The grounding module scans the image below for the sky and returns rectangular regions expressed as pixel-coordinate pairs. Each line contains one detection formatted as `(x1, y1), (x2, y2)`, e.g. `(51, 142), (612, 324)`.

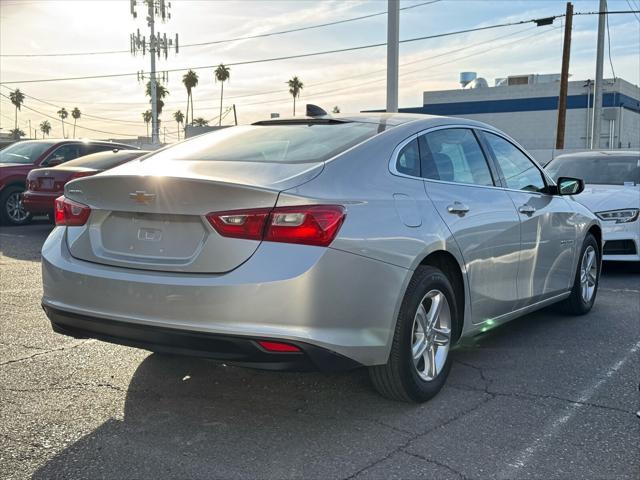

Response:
(0, 0), (639, 142)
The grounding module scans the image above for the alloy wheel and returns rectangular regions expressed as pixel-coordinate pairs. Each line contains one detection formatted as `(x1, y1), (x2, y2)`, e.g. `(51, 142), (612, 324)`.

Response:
(5, 191), (29, 223)
(411, 289), (452, 381)
(580, 245), (597, 303)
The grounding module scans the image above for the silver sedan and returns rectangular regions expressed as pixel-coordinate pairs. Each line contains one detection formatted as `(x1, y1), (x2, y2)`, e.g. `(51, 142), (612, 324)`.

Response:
(41, 113), (601, 402)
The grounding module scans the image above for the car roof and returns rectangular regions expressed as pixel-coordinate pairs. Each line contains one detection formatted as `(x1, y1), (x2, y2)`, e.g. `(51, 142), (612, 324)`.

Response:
(255, 112), (444, 127)
(552, 150), (640, 160)
(56, 149), (150, 169)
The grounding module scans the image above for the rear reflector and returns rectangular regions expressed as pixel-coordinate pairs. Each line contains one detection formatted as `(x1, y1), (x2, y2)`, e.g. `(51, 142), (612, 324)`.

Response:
(54, 196), (91, 227)
(257, 341), (301, 352)
(207, 205), (345, 247)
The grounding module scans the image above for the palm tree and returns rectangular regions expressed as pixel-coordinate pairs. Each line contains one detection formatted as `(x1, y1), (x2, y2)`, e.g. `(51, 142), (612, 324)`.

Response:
(145, 81), (169, 115)
(9, 128), (25, 140)
(193, 117), (209, 127)
(173, 110), (185, 140)
(287, 76), (304, 116)
(71, 107), (81, 138)
(182, 69), (199, 125)
(142, 110), (152, 139)
(9, 89), (25, 131)
(57, 107), (68, 138)
(214, 64), (230, 126)
(40, 120), (52, 138)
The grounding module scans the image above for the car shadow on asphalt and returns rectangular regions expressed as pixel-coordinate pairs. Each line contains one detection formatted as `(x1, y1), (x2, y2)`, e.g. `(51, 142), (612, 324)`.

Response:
(28, 306), (587, 479)
(29, 266), (638, 478)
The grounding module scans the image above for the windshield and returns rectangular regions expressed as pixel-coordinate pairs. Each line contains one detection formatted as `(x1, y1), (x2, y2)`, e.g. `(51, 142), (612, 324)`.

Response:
(546, 154), (640, 186)
(0, 141), (55, 164)
(149, 123), (383, 164)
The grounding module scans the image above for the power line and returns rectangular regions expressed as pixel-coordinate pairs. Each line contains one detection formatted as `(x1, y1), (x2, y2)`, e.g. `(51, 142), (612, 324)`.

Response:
(233, 26), (560, 109)
(625, 0), (640, 22)
(5, 25), (538, 113)
(605, 1), (617, 79)
(0, 93), (141, 137)
(0, 15), (570, 85)
(0, 24), (558, 134)
(0, 1), (441, 58)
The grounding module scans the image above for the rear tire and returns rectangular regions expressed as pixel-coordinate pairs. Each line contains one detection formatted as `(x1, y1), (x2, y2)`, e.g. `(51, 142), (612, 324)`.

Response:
(557, 233), (600, 315)
(0, 186), (32, 226)
(369, 266), (458, 402)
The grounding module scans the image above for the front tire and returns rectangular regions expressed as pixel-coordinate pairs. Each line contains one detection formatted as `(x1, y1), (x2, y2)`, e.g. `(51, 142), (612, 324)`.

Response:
(0, 186), (32, 226)
(558, 233), (600, 315)
(369, 266), (457, 402)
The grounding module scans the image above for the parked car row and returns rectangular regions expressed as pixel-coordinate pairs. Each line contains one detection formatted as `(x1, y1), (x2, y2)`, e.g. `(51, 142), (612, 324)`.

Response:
(0, 139), (139, 225)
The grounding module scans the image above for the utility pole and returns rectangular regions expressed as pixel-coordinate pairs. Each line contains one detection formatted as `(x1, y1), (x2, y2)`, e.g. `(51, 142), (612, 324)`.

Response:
(130, 0), (178, 144)
(386, 0), (399, 113)
(555, 2), (573, 150)
(233, 104), (238, 126)
(28, 119), (32, 139)
(591, 0), (606, 149)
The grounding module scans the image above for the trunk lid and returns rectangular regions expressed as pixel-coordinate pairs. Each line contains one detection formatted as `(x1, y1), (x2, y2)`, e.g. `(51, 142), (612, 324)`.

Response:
(64, 159), (322, 273)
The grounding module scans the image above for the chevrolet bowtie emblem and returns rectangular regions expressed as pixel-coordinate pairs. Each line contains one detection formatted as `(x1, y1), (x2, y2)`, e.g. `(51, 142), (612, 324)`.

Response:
(129, 191), (156, 204)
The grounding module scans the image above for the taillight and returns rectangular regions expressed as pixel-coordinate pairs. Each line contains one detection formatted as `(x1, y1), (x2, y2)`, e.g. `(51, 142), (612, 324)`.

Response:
(54, 196), (91, 226)
(206, 208), (271, 241)
(206, 205), (345, 247)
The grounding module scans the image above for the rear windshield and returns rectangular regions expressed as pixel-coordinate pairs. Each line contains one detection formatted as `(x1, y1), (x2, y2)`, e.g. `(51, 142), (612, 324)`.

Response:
(546, 154), (640, 185)
(62, 150), (148, 170)
(149, 123), (382, 164)
(0, 141), (55, 164)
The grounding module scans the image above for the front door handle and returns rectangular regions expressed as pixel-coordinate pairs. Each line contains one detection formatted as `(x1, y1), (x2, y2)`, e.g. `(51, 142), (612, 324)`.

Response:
(518, 204), (536, 215)
(447, 202), (470, 215)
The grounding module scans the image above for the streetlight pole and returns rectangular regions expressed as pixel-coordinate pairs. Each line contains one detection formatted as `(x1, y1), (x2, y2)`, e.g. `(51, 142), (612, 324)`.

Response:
(386, 0), (399, 113)
(591, 0), (606, 149)
(148, 2), (159, 144)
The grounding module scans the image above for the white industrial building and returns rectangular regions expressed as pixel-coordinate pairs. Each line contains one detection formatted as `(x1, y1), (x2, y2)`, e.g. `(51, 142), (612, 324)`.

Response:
(396, 73), (640, 163)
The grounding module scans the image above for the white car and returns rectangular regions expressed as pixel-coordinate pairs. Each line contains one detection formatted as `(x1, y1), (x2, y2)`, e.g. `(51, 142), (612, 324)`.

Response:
(546, 151), (640, 262)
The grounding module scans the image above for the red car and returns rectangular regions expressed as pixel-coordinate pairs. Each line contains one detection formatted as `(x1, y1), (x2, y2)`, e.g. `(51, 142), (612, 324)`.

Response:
(23, 149), (149, 217)
(0, 139), (134, 225)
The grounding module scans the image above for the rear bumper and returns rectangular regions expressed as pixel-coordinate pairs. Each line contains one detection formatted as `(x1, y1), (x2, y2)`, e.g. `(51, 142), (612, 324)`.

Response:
(22, 191), (58, 214)
(41, 227), (410, 366)
(44, 306), (361, 371)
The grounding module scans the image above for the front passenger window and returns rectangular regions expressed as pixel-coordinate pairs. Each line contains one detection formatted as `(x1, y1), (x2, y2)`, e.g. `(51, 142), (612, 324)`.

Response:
(484, 133), (546, 193)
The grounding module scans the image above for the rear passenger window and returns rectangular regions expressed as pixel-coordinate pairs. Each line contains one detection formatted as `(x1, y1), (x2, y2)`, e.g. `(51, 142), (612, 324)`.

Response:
(395, 138), (421, 177)
(419, 129), (494, 186)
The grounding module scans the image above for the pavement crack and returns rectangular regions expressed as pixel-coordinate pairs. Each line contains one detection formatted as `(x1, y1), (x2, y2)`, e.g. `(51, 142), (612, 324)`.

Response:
(403, 451), (470, 480)
(0, 340), (89, 367)
(0, 341), (48, 351)
(449, 383), (633, 415)
(342, 393), (493, 480)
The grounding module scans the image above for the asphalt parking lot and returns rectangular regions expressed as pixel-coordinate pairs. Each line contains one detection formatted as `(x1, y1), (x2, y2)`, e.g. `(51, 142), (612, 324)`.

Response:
(0, 222), (638, 480)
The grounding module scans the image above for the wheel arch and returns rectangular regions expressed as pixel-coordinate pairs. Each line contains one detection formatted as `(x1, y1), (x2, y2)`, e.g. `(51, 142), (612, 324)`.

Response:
(417, 250), (466, 343)
(587, 223), (602, 256)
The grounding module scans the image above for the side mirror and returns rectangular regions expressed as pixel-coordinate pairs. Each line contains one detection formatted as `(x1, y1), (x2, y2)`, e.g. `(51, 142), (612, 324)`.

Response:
(557, 176), (585, 196)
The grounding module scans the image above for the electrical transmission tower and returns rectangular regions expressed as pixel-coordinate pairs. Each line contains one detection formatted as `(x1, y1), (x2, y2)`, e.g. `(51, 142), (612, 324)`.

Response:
(130, 0), (179, 144)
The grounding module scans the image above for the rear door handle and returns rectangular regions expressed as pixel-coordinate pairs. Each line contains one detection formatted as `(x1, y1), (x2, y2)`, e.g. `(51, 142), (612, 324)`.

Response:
(518, 205), (536, 215)
(447, 202), (470, 215)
